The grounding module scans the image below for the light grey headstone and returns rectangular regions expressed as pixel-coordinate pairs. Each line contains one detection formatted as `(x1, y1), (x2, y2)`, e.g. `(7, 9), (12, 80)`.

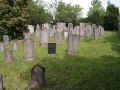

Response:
(13, 42), (18, 51)
(0, 43), (4, 52)
(24, 32), (31, 39)
(24, 38), (34, 61)
(28, 25), (34, 34)
(4, 49), (14, 62)
(64, 32), (68, 40)
(55, 31), (62, 44)
(3, 35), (9, 46)
(35, 24), (41, 38)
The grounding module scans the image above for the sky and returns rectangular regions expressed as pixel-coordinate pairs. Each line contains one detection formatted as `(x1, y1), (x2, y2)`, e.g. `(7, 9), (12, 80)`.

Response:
(43, 0), (120, 17)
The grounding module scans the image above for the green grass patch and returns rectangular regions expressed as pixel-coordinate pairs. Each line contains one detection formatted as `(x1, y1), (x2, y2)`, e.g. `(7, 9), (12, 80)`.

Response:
(0, 31), (120, 90)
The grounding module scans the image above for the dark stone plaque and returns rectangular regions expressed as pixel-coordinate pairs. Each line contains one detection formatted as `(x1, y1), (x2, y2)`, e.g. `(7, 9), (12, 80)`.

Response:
(31, 65), (45, 89)
(48, 43), (56, 55)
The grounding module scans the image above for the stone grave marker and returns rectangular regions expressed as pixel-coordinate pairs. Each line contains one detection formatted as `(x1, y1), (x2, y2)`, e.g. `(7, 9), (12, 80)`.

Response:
(0, 43), (4, 52)
(4, 49), (14, 63)
(24, 38), (34, 61)
(13, 42), (18, 51)
(31, 65), (45, 89)
(48, 43), (56, 56)
(0, 74), (3, 90)
(3, 35), (9, 46)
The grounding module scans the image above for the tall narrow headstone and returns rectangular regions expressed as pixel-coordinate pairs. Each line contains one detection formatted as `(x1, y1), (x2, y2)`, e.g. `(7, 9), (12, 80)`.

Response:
(24, 38), (34, 61)
(3, 35), (9, 46)
(31, 65), (45, 89)
(4, 49), (14, 62)
(13, 42), (18, 51)
(55, 31), (62, 44)
(0, 74), (3, 90)
(35, 24), (41, 38)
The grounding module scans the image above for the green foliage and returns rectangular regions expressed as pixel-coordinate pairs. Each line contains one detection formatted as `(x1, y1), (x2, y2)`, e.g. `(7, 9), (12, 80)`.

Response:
(55, 1), (82, 25)
(0, 0), (28, 40)
(103, 2), (119, 30)
(87, 0), (105, 25)
(27, 0), (52, 25)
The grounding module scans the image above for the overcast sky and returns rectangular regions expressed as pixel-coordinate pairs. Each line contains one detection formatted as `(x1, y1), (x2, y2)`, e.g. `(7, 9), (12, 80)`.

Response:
(43, 0), (120, 17)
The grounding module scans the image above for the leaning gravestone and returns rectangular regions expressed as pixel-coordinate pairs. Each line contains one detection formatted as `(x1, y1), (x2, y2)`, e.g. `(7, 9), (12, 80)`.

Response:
(0, 74), (3, 90)
(48, 43), (56, 56)
(3, 35), (9, 46)
(31, 65), (45, 89)
(0, 43), (4, 52)
(24, 38), (34, 61)
(4, 49), (14, 62)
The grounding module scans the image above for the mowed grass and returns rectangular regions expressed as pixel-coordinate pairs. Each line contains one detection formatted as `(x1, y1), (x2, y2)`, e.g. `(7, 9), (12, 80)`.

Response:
(0, 31), (120, 90)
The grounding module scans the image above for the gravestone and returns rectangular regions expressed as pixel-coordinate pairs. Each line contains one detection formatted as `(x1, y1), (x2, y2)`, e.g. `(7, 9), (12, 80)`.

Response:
(67, 33), (73, 55)
(4, 49), (14, 62)
(64, 32), (68, 40)
(28, 25), (34, 34)
(55, 31), (62, 44)
(0, 43), (4, 52)
(24, 38), (34, 61)
(13, 42), (18, 51)
(31, 65), (45, 89)
(35, 24), (41, 38)
(48, 43), (56, 56)
(3, 35), (9, 46)
(0, 74), (3, 90)
(24, 32), (31, 39)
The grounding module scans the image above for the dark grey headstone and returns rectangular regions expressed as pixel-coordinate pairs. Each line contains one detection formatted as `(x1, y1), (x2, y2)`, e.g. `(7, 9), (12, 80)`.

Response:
(24, 38), (34, 61)
(0, 74), (3, 90)
(4, 49), (14, 63)
(48, 43), (56, 56)
(31, 65), (45, 89)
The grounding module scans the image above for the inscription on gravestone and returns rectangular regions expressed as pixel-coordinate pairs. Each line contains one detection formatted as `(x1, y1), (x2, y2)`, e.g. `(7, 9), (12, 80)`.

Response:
(0, 74), (3, 90)
(48, 43), (56, 56)
(31, 65), (45, 89)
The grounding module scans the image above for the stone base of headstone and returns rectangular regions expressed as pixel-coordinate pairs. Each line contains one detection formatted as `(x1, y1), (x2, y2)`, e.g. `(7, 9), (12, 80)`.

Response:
(48, 54), (56, 56)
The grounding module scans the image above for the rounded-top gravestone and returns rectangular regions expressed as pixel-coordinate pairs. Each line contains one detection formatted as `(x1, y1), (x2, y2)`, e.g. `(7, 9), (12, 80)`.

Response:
(31, 64), (45, 89)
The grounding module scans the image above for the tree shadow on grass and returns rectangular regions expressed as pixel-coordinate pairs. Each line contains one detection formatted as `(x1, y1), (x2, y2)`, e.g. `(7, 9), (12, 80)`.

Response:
(38, 54), (120, 90)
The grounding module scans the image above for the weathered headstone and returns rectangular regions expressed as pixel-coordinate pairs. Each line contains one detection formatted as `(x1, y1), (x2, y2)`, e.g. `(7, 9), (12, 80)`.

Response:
(67, 33), (73, 55)
(35, 24), (41, 38)
(3, 35), (9, 46)
(31, 65), (45, 89)
(4, 49), (14, 62)
(24, 32), (31, 39)
(48, 43), (56, 56)
(64, 32), (68, 40)
(24, 38), (34, 61)
(28, 25), (34, 34)
(0, 74), (3, 90)
(13, 42), (18, 51)
(0, 43), (4, 52)
(55, 31), (62, 44)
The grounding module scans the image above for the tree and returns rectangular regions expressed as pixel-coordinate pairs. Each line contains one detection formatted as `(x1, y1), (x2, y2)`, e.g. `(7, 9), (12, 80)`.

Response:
(104, 2), (119, 30)
(0, 0), (28, 40)
(87, 0), (105, 25)
(27, 0), (52, 25)
(55, 1), (82, 25)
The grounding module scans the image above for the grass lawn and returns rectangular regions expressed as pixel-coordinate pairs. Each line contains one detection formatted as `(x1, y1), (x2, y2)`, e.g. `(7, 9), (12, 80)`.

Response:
(0, 31), (120, 90)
